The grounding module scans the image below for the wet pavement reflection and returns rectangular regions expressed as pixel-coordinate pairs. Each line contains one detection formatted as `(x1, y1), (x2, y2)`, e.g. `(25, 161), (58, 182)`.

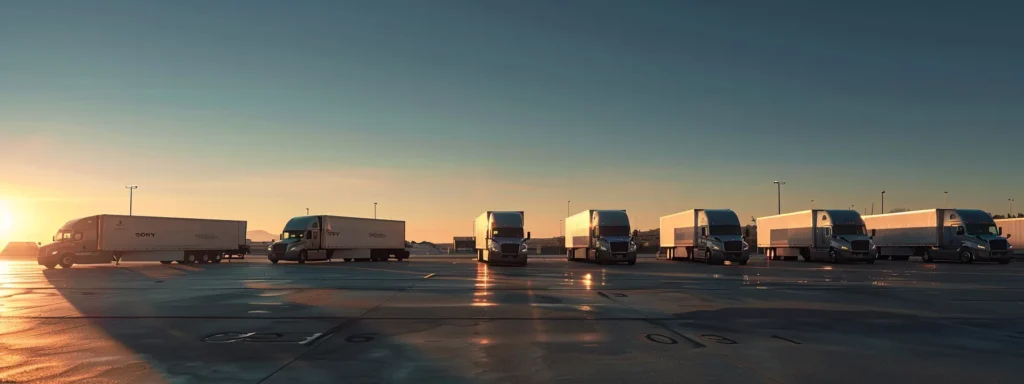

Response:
(0, 255), (1023, 383)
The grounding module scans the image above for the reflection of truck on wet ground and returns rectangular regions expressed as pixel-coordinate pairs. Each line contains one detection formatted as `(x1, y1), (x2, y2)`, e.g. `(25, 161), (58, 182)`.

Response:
(565, 210), (638, 265)
(660, 209), (750, 265)
(268, 215), (409, 264)
(864, 209), (1012, 264)
(37, 215), (248, 269)
(474, 211), (530, 266)
(757, 210), (875, 264)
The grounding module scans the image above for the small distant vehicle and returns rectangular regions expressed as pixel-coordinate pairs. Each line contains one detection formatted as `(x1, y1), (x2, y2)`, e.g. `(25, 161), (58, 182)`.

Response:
(267, 215), (409, 264)
(565, 210), (638, 265)
(660, 209), (750, 265)
(37, 215), (248, 269)
(474, 211), (530, 266)
(864, 209), (1012, 263)
(757, 210), (874, 263)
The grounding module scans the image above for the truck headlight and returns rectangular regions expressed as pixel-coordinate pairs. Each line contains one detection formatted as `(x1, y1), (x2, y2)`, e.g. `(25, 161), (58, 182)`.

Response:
(598, 240), (609, 251)
(520, 243), (529, 253)
(489, 240), (500, 252)
(288, 245), (300, 251)
(710, 243), (720, 251)
(628, 242), (637, 252)
(742, 241), (749, 251)
(840, 246), (849, 251)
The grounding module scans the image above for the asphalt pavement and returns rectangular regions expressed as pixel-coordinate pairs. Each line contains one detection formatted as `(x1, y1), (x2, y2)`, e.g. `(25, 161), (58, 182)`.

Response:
(1, 254), (1023, 383)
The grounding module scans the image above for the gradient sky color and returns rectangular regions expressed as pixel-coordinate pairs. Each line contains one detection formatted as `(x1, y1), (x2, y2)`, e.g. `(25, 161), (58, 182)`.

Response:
(2, 0), (1022, 245)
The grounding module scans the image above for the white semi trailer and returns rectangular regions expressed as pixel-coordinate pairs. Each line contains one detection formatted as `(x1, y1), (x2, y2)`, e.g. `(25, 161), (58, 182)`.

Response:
(565, 210), (638, 265)
(864, 209), (1012, 263)
(660, 209), (750, 265)
(474, 211), (530, 266)
(995, 218), (1022, 256)
(37, 215), (248, 269)
(268, 215), (409, 264)
(757, 209), (875, 263)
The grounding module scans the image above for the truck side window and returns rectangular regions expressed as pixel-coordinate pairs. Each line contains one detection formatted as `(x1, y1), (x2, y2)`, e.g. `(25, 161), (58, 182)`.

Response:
(700, 227), (707, 237)
(824, 227), (831, 237)
(956, 226), (965, 235)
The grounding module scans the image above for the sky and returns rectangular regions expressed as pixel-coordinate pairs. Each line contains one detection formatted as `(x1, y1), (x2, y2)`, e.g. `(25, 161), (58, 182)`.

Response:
(1, 0), (1022, 245)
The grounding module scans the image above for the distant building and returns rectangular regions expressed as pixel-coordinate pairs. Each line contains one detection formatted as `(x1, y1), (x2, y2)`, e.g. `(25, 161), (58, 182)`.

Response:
(453, 237), (475, 253)
(1, 242), (39, 257)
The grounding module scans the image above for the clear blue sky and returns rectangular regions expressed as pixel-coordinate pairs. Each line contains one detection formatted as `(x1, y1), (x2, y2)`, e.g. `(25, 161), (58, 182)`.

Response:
(1, 0), (1022, 242)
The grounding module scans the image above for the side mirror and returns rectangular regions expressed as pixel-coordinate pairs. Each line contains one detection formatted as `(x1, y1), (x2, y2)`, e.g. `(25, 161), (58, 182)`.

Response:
(526, 231), (531, 240)
(869, 236), (874, 240)
(279, 234), (284, 241)
(998, 227), (1003, 235)
(871, 229), (876, 237)
(1006, 233), (1012, 239)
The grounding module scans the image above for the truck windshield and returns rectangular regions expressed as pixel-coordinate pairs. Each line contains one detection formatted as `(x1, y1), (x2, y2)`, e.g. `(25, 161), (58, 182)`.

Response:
(833, 225), (867, 235)
(492, 227), (524, 238)
(965, 224), (998, 236)
(282, 231), (306, 240)
(709, 225), (741, 236)
(598, 226), (630, 237)
(53, 231), (71, 242)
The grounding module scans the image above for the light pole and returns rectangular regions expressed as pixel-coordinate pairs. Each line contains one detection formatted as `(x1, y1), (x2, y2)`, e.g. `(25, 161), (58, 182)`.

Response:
(810, 199), (814, 209)
(306, 208), (309, 215)
(1010, 199), (1015, 217)
(880, 191), (885, 214)
(567, 200), (571, 218)
(374, 202), (377, 219)
(773, 181), (785, 214)
(559, 219), (563, 237)
(125, 185), (138, 216)
(850, 204), (855, 210)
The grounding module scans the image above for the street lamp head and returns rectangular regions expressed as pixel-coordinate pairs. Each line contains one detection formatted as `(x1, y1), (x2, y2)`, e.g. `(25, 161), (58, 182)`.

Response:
(125, 185), (138, 189)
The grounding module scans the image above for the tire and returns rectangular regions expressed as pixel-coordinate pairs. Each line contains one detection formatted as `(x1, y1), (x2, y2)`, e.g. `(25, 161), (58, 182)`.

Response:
(160, 261), (172, 265)
(738, 260), (748, 266)
(665, 249), (673, 261)
(627, 259), (636, 265)
(211, 257), (222, 264)
(958, 249), (973, 264)
(705, 250), (713, 265)
(829, 248), (839, 264)
(298, 250), (308, 264)
(59, 253), (75, 269)
(270, 258), (279, 264)
(922, 250), (933, 263)
(343, 258), (352, 262)
(198, 253), (210, 264)
(998, 259), (1010, 265)
(479, 250), (484, 262)
(183, 253), (196, 264)
(567, 249), (574, 262)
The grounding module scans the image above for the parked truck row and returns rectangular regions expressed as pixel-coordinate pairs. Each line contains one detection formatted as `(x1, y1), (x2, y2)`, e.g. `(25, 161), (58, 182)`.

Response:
(39, 207), (1014, 269)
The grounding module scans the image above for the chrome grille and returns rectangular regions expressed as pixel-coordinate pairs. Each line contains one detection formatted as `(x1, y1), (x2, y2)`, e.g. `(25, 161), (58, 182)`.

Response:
(724, 241), (743, 252)
(501, 243), (520, 254)
(272, 243), (288, 253)
(989, 239), (1008, 251)
(851, 240), (870, 252)
(610, 242), (629, 252)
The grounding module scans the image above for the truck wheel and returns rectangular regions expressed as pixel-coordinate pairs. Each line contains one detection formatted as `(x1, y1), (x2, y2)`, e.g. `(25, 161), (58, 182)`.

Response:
(566, 249), (574, 262)
(998, 259), (1010, 265)
(270, 258), (279, 264)
(958, 249), (973, 264)
(627, 259), (636, 265)
(160, 261), (172, 265)
(59, 253), (75, 269)
(922, 251), (933, 263)
(343, 258), (352, 262)
(182, 253), (196, 264)
(705, 250), (713, 265)
(198, 253), (210, 264)
(738, 260), (748, 266)
(298, 251), (308, 264)
(829, 248), (839, 264)
(211, 255), (222, 264)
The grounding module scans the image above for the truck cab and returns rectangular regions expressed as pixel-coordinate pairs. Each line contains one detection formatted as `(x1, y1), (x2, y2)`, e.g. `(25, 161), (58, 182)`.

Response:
(37, 216), (103, 269)
(269, 216), (326, 263)
(478, 211), (530, 266)
(820, 210), (874, 263)
(940, 210), (1011, 263)
(591, 210), (638, 265)
(695, 210), (750, 264)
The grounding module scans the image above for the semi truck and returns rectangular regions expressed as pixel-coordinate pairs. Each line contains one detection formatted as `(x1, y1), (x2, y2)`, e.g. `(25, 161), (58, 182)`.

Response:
(659, 209), (750, 265)
(268, 215), (409, 264)
(863, 209), (1012, 263)
(37, 215), (248, 269)
(757, 209), (875, 263)
(474, 211), (530, 266)
(565, 210), (638, 265)
(994, 218), (1022, 256)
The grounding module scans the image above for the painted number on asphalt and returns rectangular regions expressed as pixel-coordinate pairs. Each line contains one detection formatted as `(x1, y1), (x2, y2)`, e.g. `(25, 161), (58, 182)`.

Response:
(201, 332), (323, 345)
(700, 334), (738, 345)
(645, 334), (679, 345)
(345, 333), (377, 343)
